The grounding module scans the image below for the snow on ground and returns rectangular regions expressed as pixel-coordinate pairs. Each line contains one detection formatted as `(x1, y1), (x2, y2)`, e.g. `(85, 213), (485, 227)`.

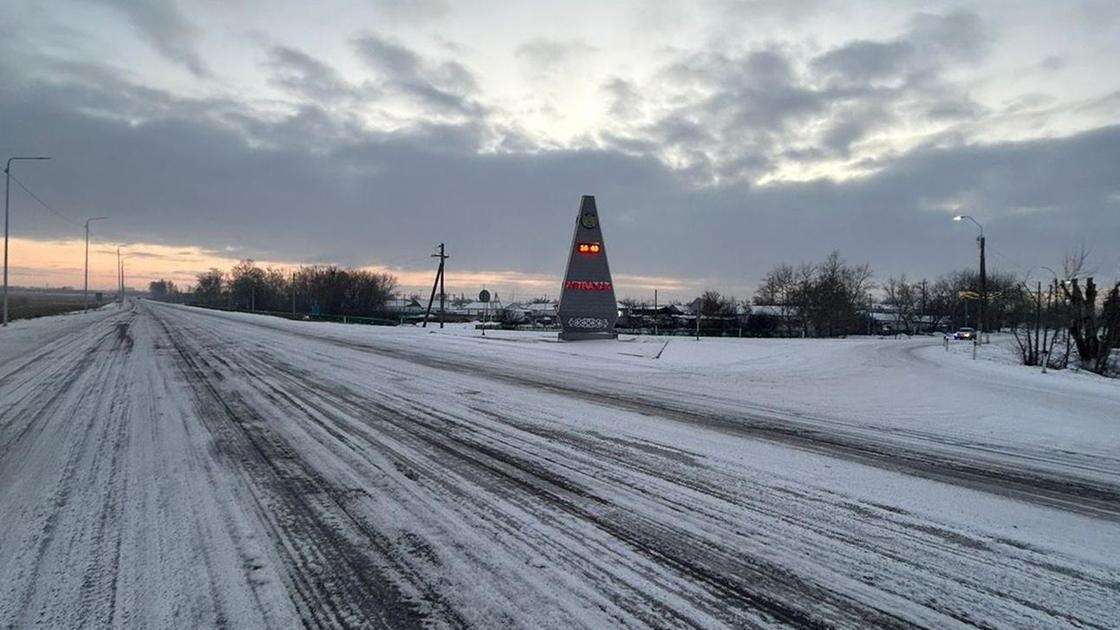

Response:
(2, 302), (1119, 628)
(0, 303), (120, 365)
(177, 312), (1120, 484)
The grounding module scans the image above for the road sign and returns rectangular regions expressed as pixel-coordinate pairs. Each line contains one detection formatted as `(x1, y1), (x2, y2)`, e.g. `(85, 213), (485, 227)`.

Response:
(558, 195), (618, 340)
(479, 289), (490, 303)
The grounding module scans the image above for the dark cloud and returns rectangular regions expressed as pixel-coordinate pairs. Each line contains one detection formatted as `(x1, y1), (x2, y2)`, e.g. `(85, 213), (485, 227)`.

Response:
(811, 40), (914, 83)
(819, 103), (894, 157)
(906, 9), (988, 64)
(352, 34), (483, 118)
(265, 46), (365, 104)
(812, 9), (987, 85)
(600, 9), (992, 181)
(354, 35), (422, 78)
(2, 55), (1116, 296)
(601, 77), (641, 119)
(4, 6), (1117, 295)
(616, 47), (828, 181)
(86, 0), (210, 77)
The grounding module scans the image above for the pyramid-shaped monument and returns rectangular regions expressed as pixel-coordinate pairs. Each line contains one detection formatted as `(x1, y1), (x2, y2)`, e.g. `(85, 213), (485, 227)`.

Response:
(558, 195), (619, 340)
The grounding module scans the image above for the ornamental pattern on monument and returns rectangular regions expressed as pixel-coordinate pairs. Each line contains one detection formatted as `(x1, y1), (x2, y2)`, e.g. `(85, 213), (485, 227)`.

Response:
(567, 317), (611, 329)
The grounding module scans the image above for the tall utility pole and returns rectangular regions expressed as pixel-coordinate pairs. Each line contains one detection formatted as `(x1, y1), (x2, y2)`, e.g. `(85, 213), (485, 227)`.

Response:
(422, 243), (448, 329)
(867, 295), (872, 335)
(694, 298), (701, 341)
(979, 232), (987, 339)
(954, 215), (986, 341)
(3, 156), (50, 326)
(920, 278), (929, 332)
(83, 216), (108, 311)
(117, 251), (126, 305)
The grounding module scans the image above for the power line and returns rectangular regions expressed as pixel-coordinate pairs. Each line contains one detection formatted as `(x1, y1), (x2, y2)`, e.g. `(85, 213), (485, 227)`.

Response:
(7, 172), (83, 228)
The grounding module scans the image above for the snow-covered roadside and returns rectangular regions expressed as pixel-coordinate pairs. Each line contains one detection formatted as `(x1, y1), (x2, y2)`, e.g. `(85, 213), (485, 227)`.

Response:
(145, 302), (1120, 626)
(0, 302), (302, 628)
(4, 300), (1119, 627)
(923, 331), (1115, 387)
(0, 303), (121, 364)
(156, 304), (1120, 480)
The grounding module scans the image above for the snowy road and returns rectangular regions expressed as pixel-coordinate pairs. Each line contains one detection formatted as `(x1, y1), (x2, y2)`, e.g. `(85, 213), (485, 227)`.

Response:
(2, 301), (1119, 628)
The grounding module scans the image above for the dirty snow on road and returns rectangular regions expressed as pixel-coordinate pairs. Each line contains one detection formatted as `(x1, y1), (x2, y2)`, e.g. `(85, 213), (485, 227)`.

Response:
(2, 301), (1118, 628)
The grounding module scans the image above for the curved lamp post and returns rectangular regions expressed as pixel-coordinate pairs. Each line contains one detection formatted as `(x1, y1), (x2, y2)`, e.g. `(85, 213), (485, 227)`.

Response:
(84, 216), (108, 311)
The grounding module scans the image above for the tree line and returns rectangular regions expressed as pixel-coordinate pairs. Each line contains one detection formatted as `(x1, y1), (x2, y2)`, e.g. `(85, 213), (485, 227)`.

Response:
(746, 249), (1118, 375)
(748, 251), (1027, 338)
(147, 252), (1116, 375)
(999, 252), (1120, 374)
(150, 260), (398, 318)
(752, 251), (874, 337)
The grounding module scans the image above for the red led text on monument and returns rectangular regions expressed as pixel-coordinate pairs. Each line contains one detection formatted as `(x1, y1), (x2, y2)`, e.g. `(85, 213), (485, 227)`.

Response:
(564, 280), (612, 291)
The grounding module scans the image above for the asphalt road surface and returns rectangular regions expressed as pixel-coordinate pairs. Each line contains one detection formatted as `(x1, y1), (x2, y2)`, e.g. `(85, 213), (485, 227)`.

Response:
(1, 301), (1118, 628)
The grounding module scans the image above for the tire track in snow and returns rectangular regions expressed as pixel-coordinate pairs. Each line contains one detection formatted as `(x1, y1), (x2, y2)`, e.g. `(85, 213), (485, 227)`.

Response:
(157, 304), (1120, 520)
(453, 405), (1119, 628)
(0, 318), (121, 457)
(1, 304), (304, 628)
(155, 306), (859, 626)
(1, 309), (136, 627)
(141, 303), (1120, 628)
(153, 310), (840, 627)
(204, 345), (701, 627)
(264, 361), (1118, 629)
(152, 308), (438, 630)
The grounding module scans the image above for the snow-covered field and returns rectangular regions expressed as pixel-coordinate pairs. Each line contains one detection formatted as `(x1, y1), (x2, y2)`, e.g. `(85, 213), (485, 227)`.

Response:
(1, 301), (1118, 628)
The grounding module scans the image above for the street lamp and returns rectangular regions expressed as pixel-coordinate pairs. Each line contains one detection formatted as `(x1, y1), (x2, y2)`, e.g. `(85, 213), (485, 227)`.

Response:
(84, 216), (108, 311)
(953, 214), (986, 341)
(3, 156), (51, 326)
(117, 247), (126, 306)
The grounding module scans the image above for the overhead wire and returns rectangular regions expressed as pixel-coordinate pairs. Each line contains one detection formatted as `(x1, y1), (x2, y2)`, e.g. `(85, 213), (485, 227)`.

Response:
(6, 172), (84, 228)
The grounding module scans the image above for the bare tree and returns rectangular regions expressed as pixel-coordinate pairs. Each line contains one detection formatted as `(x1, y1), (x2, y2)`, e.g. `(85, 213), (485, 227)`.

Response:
(760, 252), (873, 337)
(791, 263), (816, 337)
(1063, 245), (1093, 280)
(754, 263), (793, 304)
(754, 263), (797, 336)
(229, 259), (266, 310)
(884, 275), (919, 334)
(194, 269), (224, 306)
(1061, 277), (1120, 375)
(699, 290), (736, 316)
(148, 279), (178, 300)
(1010, 280), (1068, 368)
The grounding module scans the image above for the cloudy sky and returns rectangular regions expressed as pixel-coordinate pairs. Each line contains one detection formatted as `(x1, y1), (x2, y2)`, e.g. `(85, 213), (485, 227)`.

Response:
(3, 0), (1118, 300)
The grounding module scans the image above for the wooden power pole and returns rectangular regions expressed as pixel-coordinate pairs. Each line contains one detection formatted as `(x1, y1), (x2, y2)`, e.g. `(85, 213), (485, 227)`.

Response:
(423, 243), (448, 328)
